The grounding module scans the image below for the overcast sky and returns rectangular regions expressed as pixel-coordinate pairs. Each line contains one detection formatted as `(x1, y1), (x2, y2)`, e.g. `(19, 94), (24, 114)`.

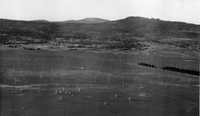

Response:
(0, 0), (199, 24)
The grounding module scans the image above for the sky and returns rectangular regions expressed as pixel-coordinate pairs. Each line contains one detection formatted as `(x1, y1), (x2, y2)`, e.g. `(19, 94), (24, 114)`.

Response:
(0, 0), (200, 24)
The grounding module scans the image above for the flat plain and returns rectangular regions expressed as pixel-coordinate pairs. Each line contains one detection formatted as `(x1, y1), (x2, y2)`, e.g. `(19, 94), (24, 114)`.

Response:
(0, 17), (199, 116)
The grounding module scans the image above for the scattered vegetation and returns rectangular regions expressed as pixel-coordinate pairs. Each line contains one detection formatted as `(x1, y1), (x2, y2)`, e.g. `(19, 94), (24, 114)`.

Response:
(0, 17), (199, 51)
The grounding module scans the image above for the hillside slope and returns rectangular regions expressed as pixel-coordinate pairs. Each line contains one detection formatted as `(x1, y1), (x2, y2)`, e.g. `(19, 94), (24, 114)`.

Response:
(0, 17), (200, 51)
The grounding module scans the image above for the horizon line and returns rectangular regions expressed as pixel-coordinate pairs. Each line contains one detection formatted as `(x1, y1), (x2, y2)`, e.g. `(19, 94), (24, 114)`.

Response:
(0, 16), (199, 25)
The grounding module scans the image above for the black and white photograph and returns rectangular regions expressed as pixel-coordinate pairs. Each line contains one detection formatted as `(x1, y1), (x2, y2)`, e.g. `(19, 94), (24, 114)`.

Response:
(0, 0), (199, 116)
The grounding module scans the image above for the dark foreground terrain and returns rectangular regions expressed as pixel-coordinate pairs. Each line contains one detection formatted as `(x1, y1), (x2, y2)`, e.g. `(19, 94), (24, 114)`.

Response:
(0, 16), (199, 116)
(0, 48), (199, 116)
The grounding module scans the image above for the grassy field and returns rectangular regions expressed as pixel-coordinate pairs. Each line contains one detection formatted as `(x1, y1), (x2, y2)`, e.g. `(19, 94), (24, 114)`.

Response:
(0, 48), (199, 116)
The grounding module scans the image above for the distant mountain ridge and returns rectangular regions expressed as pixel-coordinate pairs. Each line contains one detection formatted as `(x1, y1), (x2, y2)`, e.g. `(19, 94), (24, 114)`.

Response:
(0, 16), (200, 41)
(63, 18), (109, 24)
(0, 16), (199, 51)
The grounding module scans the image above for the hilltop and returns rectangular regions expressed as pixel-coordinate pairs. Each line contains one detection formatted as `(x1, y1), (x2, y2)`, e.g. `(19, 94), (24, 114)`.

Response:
(0, 16), (199, 51)
(63, 18), (109, 24)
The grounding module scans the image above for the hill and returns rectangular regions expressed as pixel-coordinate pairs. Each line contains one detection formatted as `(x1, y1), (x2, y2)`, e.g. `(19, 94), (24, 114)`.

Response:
(0, 17), (199, 51)
(63, 18), (109, 24)
(56, 17), (200, 38)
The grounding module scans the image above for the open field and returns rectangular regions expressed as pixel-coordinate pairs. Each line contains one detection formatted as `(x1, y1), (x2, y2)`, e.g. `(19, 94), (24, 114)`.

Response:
(0, 48), (199, 116)
(0, 16), (199, 116)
